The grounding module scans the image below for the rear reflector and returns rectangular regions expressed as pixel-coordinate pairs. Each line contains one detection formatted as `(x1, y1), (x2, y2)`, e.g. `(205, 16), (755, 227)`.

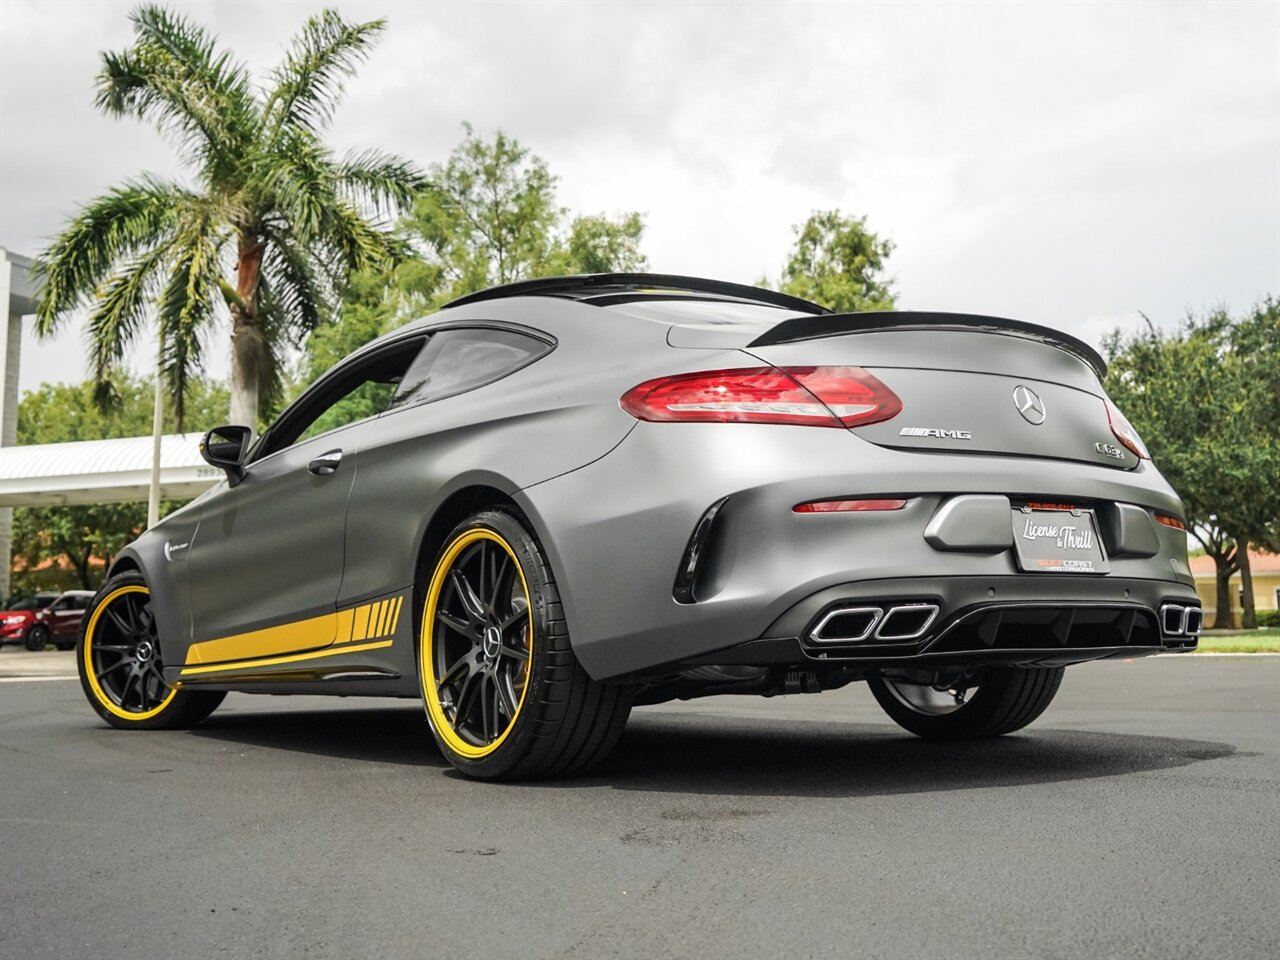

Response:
(1155, 513), (1186, 531)
(794, 498), (908, 513)
(620, 366), (902, 428)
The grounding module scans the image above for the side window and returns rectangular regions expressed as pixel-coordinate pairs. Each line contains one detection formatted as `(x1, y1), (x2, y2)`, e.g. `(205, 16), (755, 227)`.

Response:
(258, 338), (427, 458)
(50, 598), (68, 612)
(388, 328), (552, 411)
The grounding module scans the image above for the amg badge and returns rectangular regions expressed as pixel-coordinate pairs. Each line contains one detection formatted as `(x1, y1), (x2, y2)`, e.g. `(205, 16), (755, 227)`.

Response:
(1094, 442), (1126, 461)
(900, 427), (973, 439)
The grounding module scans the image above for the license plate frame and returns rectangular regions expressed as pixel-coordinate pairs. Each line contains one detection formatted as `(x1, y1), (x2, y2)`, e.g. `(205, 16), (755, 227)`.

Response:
(1011, 506), (1110, 574)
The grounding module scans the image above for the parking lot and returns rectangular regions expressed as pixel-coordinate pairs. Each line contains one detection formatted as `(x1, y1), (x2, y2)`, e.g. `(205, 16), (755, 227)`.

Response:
(1, 650), (1277, 960)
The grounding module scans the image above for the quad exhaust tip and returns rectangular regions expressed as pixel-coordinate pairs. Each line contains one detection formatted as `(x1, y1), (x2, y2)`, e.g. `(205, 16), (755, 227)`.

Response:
(1159, 603), (1202, 638)
(809, 603), (940, 644)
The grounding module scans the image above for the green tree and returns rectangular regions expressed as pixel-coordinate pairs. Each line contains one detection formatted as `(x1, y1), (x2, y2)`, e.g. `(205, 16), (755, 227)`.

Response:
(11, 377), (228, 592)
(406, 125), (647, 307)
(774, 210), (895, 312)
(284, 126), (647, 405)
(1104, 300), (1280, 628)
(32, 6), (424, 432)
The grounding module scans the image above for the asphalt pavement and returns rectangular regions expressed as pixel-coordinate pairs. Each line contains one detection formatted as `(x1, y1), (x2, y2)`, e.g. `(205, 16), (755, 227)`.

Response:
(1, 651), (1276, 960)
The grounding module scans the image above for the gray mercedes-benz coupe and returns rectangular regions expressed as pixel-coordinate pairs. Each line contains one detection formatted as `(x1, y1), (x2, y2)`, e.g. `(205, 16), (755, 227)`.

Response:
(76, 273), (1202, 779)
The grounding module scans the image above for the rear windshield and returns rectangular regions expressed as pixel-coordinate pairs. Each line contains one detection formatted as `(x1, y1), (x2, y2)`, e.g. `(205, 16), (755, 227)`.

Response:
(604, 298), (805, 328)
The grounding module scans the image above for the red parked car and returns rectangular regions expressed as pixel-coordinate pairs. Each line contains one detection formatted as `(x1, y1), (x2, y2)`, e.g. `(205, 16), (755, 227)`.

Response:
(1, 593), (58, 649)
(12, 591), (95, 651)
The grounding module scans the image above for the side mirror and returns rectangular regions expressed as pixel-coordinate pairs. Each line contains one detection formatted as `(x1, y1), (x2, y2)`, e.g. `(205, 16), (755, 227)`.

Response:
(200, 424), (253, 487)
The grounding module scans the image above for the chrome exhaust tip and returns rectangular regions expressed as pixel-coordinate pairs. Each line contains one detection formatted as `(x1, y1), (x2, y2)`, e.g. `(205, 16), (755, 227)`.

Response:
(1160, 604), (1186, 637)
(809, 606), (883, 643)
(874, 603), (940, 641)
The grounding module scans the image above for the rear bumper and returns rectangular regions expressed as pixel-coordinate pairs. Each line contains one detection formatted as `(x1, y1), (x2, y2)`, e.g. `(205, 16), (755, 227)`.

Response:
(660, 574), (1199, 677)
(518, 422), (1197, 680)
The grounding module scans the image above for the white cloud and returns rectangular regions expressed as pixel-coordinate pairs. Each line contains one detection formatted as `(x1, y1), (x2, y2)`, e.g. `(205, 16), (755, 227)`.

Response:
(2, 0), (1277, 398)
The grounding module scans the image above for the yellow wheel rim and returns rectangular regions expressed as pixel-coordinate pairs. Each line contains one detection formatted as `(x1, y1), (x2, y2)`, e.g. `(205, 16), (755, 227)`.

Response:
(421, 529), (533, 759)
(83, 585), (178, 721)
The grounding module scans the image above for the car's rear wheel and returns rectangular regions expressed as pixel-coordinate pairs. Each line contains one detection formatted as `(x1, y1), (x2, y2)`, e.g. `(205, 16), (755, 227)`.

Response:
(868, 666), (1064, 739)
(419, 509), (633, 780)
(77, 573), (225, 730)
(24, 624), (49, 651)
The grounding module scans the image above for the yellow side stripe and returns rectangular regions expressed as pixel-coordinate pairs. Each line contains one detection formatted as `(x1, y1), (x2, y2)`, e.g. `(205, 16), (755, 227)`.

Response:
(179, 639), (394, 677)
(183, 594), (407, 667)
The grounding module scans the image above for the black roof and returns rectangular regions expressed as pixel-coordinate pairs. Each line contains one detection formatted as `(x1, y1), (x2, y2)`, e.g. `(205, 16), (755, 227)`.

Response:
(443, 273), (831, 316)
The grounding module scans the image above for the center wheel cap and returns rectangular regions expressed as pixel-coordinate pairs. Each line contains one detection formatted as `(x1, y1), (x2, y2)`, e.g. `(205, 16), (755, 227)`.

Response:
(135, 641), (153, 663)
(481, 626), (502, 660)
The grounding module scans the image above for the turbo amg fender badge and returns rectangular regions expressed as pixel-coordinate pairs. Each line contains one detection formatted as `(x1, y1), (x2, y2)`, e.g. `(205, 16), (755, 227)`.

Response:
(900, 427), (973, 439)
(163, 541), (190, 561)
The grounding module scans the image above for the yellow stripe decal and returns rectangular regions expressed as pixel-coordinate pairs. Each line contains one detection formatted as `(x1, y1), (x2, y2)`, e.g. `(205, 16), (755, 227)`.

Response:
(352, 604), (370, 642)
(180, 639), (394, 677)
(184, 593), (409, 666)
(185, 611), (336, 666)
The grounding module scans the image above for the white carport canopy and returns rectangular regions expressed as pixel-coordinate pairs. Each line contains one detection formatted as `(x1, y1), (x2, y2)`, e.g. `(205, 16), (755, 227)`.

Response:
(0, 434), (222, 507)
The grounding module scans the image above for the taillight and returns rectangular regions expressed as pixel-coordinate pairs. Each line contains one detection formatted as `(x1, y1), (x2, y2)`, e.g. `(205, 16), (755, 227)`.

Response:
(1105, 400), (1150, 459)
(620, 366), (902, 428)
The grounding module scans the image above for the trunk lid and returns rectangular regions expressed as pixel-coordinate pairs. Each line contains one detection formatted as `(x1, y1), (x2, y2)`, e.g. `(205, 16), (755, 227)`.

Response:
(744, 326), (1136, 470)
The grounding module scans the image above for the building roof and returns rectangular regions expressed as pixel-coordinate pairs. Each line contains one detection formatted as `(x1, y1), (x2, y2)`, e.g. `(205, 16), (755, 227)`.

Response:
(0, 433), (221, 507)
(1189, 547), (1280, 576)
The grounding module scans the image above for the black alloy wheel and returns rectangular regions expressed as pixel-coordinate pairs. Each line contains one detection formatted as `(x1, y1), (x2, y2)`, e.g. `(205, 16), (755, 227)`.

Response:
(78, 572), (225, 730)
(431, 532), (532, 749)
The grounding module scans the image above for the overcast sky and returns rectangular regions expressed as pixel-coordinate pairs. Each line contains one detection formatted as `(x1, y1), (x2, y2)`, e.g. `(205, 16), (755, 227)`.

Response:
(2, 0), (1277, 397)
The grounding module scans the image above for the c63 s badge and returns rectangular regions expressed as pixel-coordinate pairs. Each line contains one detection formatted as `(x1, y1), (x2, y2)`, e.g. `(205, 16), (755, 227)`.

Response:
(1094, 442), (1126, 461)
(900, 427), (973, 439)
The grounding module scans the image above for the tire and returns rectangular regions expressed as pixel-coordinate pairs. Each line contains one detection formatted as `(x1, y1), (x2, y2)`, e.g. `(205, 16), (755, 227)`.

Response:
(419, 508), (633, 781)
(77, 572), (225, 730)
(868, 666), (1064, 739)
(24, 625), (49, 652)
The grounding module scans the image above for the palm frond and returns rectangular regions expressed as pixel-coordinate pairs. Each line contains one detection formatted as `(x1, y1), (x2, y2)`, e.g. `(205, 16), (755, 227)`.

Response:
(96, 5), (258, 178)
(33, 176), (183, 334)
(264, 9), (385, 135)
(260, 226), (326, 340)
(335, 148), (427, 216)
(156, 218), (223, 427)
(84, 244), (172, 400)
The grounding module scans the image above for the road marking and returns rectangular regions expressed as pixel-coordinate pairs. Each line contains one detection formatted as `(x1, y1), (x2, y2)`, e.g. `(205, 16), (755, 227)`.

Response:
(0, 675), (78, 682)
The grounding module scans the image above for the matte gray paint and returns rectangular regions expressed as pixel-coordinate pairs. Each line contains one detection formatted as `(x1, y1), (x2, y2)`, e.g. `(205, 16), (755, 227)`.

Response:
(113, 292), (1195, 695)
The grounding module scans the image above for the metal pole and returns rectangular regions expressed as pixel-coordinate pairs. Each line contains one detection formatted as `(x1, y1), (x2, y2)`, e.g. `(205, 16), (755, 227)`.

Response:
(148, 363), (163, 529)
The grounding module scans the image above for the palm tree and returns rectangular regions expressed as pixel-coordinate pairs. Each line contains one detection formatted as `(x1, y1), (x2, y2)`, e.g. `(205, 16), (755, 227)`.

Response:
(34, 6), (425, 429)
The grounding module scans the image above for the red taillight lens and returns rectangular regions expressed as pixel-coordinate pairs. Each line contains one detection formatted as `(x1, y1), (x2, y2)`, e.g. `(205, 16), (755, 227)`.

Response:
(794, 498), (908, 513)
(1105, 400), (1150, 459)
(620, 366), (902, 428)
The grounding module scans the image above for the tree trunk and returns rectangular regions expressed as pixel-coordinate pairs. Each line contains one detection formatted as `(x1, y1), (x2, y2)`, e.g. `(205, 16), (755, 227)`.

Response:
(229, 324), (259, 432)
(229, 234), (266, 433)
(1213, 570), (1235, 629)
(1239, 544), (1256, 629)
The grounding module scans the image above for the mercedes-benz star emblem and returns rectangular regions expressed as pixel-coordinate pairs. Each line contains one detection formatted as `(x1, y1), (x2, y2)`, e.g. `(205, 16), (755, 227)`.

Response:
(1012, 384), (1047, 425)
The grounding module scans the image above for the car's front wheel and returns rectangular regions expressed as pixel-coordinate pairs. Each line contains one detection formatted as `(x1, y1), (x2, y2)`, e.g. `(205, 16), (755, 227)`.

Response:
(77, 573), (225, 730)
(868, 666), (1064, 739)
(419, 509), (633, 780)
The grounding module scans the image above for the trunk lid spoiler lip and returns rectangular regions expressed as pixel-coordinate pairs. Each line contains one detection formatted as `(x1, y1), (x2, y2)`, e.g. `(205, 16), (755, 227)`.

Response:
(748, 311), (1106, 379)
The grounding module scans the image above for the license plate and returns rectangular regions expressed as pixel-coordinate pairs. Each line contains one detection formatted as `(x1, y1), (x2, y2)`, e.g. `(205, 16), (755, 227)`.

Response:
(1011, 507), (1109, 574)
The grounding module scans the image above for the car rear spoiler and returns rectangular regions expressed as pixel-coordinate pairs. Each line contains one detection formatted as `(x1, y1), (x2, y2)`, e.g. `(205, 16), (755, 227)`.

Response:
(748, 311), (1107, 378)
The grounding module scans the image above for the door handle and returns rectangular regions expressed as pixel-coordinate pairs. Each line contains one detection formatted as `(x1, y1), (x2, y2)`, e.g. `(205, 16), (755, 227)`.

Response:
(308, 449), (344, 476)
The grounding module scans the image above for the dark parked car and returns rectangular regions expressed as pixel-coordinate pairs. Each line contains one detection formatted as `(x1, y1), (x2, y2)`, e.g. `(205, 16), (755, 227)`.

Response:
(73, 274), (1201, 780)
(28, 590), (95, 651)
(0, 593), (58, 648)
